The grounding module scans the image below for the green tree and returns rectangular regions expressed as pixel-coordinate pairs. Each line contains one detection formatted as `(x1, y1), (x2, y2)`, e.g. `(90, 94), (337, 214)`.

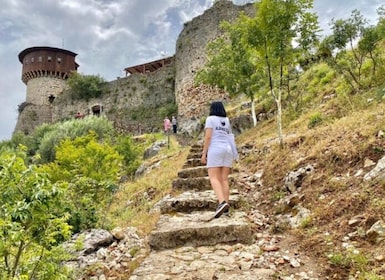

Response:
(67, 72), (106, 101)
(0, 147), (72, 279)
(250, 0), (319, 147)
(196, 14), (264, 126)
(321, 9), (383, 91)
(197, 0), (319, 146)
(39, 133), (123, 232)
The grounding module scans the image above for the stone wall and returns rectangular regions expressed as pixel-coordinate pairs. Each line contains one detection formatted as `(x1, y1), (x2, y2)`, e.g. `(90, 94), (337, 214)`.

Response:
(14, 104), (52, 135)
(52, 62), (175, 134)
(174, 0), (254, 135)
(26, 77), (67, 105)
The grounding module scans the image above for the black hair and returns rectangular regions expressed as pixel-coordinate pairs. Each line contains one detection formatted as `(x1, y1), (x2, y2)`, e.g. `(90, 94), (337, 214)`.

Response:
(209, 101), (227, 117)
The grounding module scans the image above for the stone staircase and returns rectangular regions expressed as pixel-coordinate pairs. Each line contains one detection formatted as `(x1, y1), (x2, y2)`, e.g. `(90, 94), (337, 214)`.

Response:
(129, 144), (275, 279)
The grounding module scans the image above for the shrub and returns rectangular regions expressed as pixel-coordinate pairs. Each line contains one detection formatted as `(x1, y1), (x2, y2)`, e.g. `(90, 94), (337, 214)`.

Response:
(0, 147), (72, 279)
(37, 116), (115, 163)
(67, 72), (106, 100)
(114, 135), (143, 177)
(308, 112), (323, 128)
(39, 133), (123, 232)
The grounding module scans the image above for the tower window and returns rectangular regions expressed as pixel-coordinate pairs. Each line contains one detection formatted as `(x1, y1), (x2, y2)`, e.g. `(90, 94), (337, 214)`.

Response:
(57, 57), (62, 64)
(38, 56), (42, 62)
(31, 57), (34, 63)
(47, 56), (52, 62)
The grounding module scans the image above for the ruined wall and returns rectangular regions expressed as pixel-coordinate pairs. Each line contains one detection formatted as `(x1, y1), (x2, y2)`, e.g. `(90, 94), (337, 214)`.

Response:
(174, 0), (254, 135)
(51, 62), (175, 134)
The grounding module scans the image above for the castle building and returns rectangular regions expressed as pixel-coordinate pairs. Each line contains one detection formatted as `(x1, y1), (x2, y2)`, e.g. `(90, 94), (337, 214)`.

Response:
(14, 47), (79, 135)
(18, 46), (78, 105)
(14, 2), (254, 137)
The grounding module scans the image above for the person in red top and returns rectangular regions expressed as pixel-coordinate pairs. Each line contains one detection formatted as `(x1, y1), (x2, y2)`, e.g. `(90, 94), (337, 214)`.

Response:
(164, 117), (171, 133)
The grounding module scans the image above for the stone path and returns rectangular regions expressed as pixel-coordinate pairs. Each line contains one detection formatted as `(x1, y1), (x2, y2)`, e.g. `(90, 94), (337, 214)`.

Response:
(129, 144), (322, 280)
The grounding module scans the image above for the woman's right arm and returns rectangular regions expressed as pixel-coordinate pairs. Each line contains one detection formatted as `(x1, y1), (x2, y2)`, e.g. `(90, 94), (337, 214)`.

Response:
(201, 127), (212, 164)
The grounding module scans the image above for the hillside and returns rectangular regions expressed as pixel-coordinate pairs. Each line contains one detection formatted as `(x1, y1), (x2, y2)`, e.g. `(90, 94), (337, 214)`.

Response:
(234, 96), (385, 278)
(87, 85), (384, 279)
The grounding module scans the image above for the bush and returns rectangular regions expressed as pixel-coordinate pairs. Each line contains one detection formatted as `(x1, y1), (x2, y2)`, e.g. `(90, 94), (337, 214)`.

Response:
(0, 147), (72, 279)
(39, 133), (122, 232)
(308, 112), (323, 128)
(37, 116), (115, 163)
(67, 72), (106, 100)
(114, 135), (143, 177)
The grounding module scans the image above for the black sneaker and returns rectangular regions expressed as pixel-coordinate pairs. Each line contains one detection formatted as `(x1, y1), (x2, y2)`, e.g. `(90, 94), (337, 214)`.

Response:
(223, 207), (230, 217)
(214, 201), (229, 218)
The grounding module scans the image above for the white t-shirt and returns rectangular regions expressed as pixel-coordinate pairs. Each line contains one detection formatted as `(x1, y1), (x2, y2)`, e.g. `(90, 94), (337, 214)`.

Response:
(205, 115), (231, 146)
(205, 115), (233, 167)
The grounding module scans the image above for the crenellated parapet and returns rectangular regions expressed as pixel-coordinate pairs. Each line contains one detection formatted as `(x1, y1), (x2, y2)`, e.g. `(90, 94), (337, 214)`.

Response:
(18, 46), (78, 85)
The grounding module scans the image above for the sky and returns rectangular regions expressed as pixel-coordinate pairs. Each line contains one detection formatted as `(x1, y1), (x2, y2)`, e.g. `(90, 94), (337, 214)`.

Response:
(0, 0), (383, 141)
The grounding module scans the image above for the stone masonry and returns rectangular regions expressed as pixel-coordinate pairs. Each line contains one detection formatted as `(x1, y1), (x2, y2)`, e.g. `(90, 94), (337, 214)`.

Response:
(174, 0), (254, 135)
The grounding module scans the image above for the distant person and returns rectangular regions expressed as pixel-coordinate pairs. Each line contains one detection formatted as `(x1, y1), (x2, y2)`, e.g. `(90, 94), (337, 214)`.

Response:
(172, 116), (177, 134)
(75, 112), (84, 119)
(201, 101), (238, 218)
(164, 117), (171, 133)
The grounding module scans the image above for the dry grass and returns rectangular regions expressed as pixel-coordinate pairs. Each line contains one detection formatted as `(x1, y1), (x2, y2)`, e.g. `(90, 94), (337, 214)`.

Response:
(107, 134), (189, 235)
(236, 94), (385, 277)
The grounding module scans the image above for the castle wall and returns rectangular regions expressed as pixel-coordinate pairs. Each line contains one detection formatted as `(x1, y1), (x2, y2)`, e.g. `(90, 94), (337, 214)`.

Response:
(174, 0), (254, 134)
(26, 77), (67, 104)
(51, 63), (175, 134)
(14, 104), (53, 135)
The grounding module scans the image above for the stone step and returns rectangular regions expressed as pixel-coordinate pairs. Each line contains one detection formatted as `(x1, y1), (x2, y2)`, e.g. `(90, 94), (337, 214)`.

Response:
(172, 176), (211, 191)
(148, 211), (253, 250)
(129, 245), (274, 280)
(186, 152), (201, 160)
(178, 165), (207, 178)
(153, 189), (242, 214)
(182, 158), (203, 168)
(190, 144), (203, 150)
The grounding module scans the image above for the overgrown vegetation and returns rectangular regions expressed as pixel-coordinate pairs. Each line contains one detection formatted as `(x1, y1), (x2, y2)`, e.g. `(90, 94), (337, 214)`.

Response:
(0, 147), (72, 279)
(67, 72), (106, 101)
(0, 116), (154, 278)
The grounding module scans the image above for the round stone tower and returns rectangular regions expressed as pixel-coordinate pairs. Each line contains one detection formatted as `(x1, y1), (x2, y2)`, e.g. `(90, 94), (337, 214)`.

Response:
(14, 46), (79, 135)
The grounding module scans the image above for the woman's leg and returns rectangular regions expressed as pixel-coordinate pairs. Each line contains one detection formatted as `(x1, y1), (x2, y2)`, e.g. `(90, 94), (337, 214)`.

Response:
(208, 167), (226, 203)
(220, 167), (231, 203)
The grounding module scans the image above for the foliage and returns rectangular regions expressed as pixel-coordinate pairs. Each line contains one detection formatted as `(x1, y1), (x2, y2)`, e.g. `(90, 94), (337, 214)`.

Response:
(37, 116), (115, 163)
(114, 135), (143, 177)
(158, 102), (178, 119)
(196, 0), (320, 146)
(308, 112), (323, 128)
(0, 147), (72, 279)
(195, 14), (263, 126)
(67, 72), (106, 101)
(39, 133), (122, 232)
(320, 8), (385, 92)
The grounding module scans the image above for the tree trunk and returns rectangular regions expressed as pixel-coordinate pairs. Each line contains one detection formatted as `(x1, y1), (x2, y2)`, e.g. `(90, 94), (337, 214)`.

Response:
(251, 98), (257, 126)
(276, 89), (283, 148)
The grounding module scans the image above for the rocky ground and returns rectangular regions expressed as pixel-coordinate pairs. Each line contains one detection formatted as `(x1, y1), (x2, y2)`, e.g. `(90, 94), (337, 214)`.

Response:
(66, 139), (385, 279)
